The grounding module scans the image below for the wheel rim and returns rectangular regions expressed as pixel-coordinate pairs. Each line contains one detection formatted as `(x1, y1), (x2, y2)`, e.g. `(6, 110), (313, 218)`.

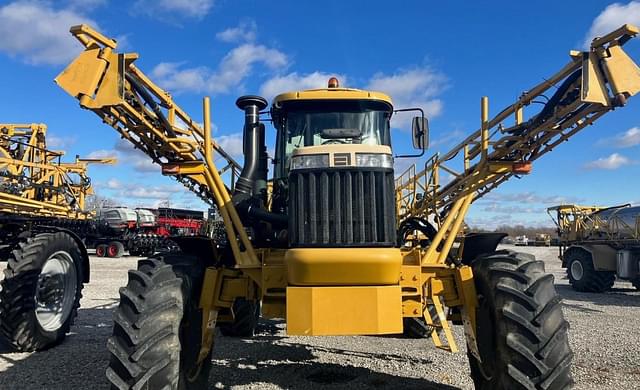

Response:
(108, 245), (118, 257)
(35, 251), (78, 332)
(96, 246), (104, 257)
(570, 259), (584, 281)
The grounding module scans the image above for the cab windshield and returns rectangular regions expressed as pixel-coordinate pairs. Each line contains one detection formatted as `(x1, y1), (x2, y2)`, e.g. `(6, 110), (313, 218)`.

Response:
(274, 100), (392, 177)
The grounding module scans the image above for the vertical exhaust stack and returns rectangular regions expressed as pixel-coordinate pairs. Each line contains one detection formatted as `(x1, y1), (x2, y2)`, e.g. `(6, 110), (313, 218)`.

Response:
(234, 95), (268, 200)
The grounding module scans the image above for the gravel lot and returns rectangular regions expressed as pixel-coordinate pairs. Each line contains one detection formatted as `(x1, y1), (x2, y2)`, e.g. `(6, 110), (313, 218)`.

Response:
(1, 245), (639, 389)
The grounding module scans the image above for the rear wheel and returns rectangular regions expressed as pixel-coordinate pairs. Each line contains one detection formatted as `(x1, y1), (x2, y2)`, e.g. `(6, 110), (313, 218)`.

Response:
(632, 279), (640, 290)
(106, 253), (212, 390)
(468, 250), (573, 390)
(219, 298), (260, 337)
(107, 241), (125, 258)
(565, 249), (614, 292)
(0, 232), (84, 351)
(96, 244), (107, 257)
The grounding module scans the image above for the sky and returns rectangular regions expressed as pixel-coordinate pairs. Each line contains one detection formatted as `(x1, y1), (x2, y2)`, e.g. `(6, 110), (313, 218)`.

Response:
(0, 0), (639, 229)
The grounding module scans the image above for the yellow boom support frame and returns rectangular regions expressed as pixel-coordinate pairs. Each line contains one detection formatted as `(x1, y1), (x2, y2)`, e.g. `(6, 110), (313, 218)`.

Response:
(55, 25), (259, 268)
(396, 24), (640, 230)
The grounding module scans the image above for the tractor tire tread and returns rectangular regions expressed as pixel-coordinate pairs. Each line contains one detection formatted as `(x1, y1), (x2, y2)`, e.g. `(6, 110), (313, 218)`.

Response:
(565, 250), (614, 293)
(0, 232), (83, 351)
(469, 250), (573, 390)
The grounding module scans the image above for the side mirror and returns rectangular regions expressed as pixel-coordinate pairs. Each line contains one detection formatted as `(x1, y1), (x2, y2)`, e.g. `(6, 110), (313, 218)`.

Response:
(412, 116), (429, 150)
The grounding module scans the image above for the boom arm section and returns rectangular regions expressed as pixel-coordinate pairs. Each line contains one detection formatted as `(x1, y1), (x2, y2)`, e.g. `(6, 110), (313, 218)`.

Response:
(396, 24), (640, 226)
(55, 25), (259, 266)
(55, 25), (241, 204)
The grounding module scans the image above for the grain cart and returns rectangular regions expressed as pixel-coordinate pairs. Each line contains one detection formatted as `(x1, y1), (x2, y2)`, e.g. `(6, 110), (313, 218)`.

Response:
(549, 204), (640, 292)
(55, 24), (640, 389)
(0, 123), (113, 351)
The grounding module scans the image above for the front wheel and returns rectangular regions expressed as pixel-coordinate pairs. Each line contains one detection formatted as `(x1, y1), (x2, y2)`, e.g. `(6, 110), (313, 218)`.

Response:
(106, 253), (212, 390)
(468, 250), (573, 390)
(0, 232), (84, 351)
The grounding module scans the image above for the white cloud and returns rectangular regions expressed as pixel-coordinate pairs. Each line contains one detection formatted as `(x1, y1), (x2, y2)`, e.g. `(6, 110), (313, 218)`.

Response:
(482, 191), (584, 205)
(47, 135), (76, 149)
(366, 67), (446, 129)
(483, 203), (538, 214)
(87, 149), (118, 159)
(151, 43), (288, 94)
(106, 178), (121, 189)
(87, 140), (158, 173)
(260, 71), (346, 100)
(600, 126), (640, 148)
(216, 133), (243, 158)
(67, 0), (107, 10)
(584, 153), (633, 170)
(216, 19), (257, 43)
(583, 1), (640, 48)
(0, 1), (99, 65)
(131, 0), (214, 20)
(118, 184), (182, 199)
(430, 129), (465, 149)
(114, 139), (157, 172)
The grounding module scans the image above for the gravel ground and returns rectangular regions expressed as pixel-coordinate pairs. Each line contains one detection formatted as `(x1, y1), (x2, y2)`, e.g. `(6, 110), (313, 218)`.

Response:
(0, 245), (639, 389)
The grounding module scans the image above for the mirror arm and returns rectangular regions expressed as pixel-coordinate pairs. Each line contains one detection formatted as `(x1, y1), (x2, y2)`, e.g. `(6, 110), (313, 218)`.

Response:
(394, 107), (426, 158)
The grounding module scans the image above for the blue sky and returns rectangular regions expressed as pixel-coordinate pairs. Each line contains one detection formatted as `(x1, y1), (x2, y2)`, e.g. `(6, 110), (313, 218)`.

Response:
(0, 0), (639, 229)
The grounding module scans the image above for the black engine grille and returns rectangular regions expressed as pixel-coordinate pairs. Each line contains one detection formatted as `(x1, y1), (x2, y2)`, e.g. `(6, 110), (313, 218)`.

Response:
(289, 168), (396, 247)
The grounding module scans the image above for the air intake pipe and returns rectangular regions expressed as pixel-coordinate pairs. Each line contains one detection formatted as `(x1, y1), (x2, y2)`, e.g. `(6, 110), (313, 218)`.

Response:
(233, 95), (287, 228)
(234, 95), (268, 199)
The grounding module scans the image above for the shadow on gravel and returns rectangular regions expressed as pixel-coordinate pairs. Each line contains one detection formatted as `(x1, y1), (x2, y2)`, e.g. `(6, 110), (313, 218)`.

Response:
(556, 284), (640, 308)
(0, 302), (117, 390)
(210, 319), (457, 390)
(0, 314), (461, 390)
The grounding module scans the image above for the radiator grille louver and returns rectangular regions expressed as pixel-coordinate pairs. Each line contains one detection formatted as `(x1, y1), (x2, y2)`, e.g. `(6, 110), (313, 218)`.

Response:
(289, 169), (396, 247)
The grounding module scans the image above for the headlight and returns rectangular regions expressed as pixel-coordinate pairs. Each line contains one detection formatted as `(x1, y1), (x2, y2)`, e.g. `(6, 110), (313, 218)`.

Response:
(355, 153), (393, 168)
(290, 154), (329, 170)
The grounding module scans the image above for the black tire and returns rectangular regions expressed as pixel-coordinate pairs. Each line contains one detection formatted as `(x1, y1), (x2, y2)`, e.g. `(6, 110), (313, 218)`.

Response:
(468, 250), (573, 390)
(106, 253), (212, 390)
(112, 241), (125, 258)
(632, 279), (640, 291)
(402, 317), (432, 338)
(565, 249), (614, 292)
(96, 244), (107, 257)
(0, 232), (84, 351)
(219, 298), (260, 337)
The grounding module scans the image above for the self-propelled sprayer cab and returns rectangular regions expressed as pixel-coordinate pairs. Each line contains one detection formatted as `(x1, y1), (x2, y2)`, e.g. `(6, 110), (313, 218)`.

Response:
(269, 78), (398, 248)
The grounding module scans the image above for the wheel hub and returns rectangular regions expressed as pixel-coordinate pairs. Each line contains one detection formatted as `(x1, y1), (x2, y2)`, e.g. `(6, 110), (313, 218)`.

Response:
(35, 251), (77, 332)
(570, 259), (584, 281)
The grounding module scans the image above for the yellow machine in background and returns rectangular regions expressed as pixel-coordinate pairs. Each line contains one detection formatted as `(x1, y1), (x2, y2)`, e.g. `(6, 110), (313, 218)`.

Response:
(0, 123), (114, 218)
(55, 24), (640, 390)
(0, 123), (113, 352)
(549, 203), (640, 292)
